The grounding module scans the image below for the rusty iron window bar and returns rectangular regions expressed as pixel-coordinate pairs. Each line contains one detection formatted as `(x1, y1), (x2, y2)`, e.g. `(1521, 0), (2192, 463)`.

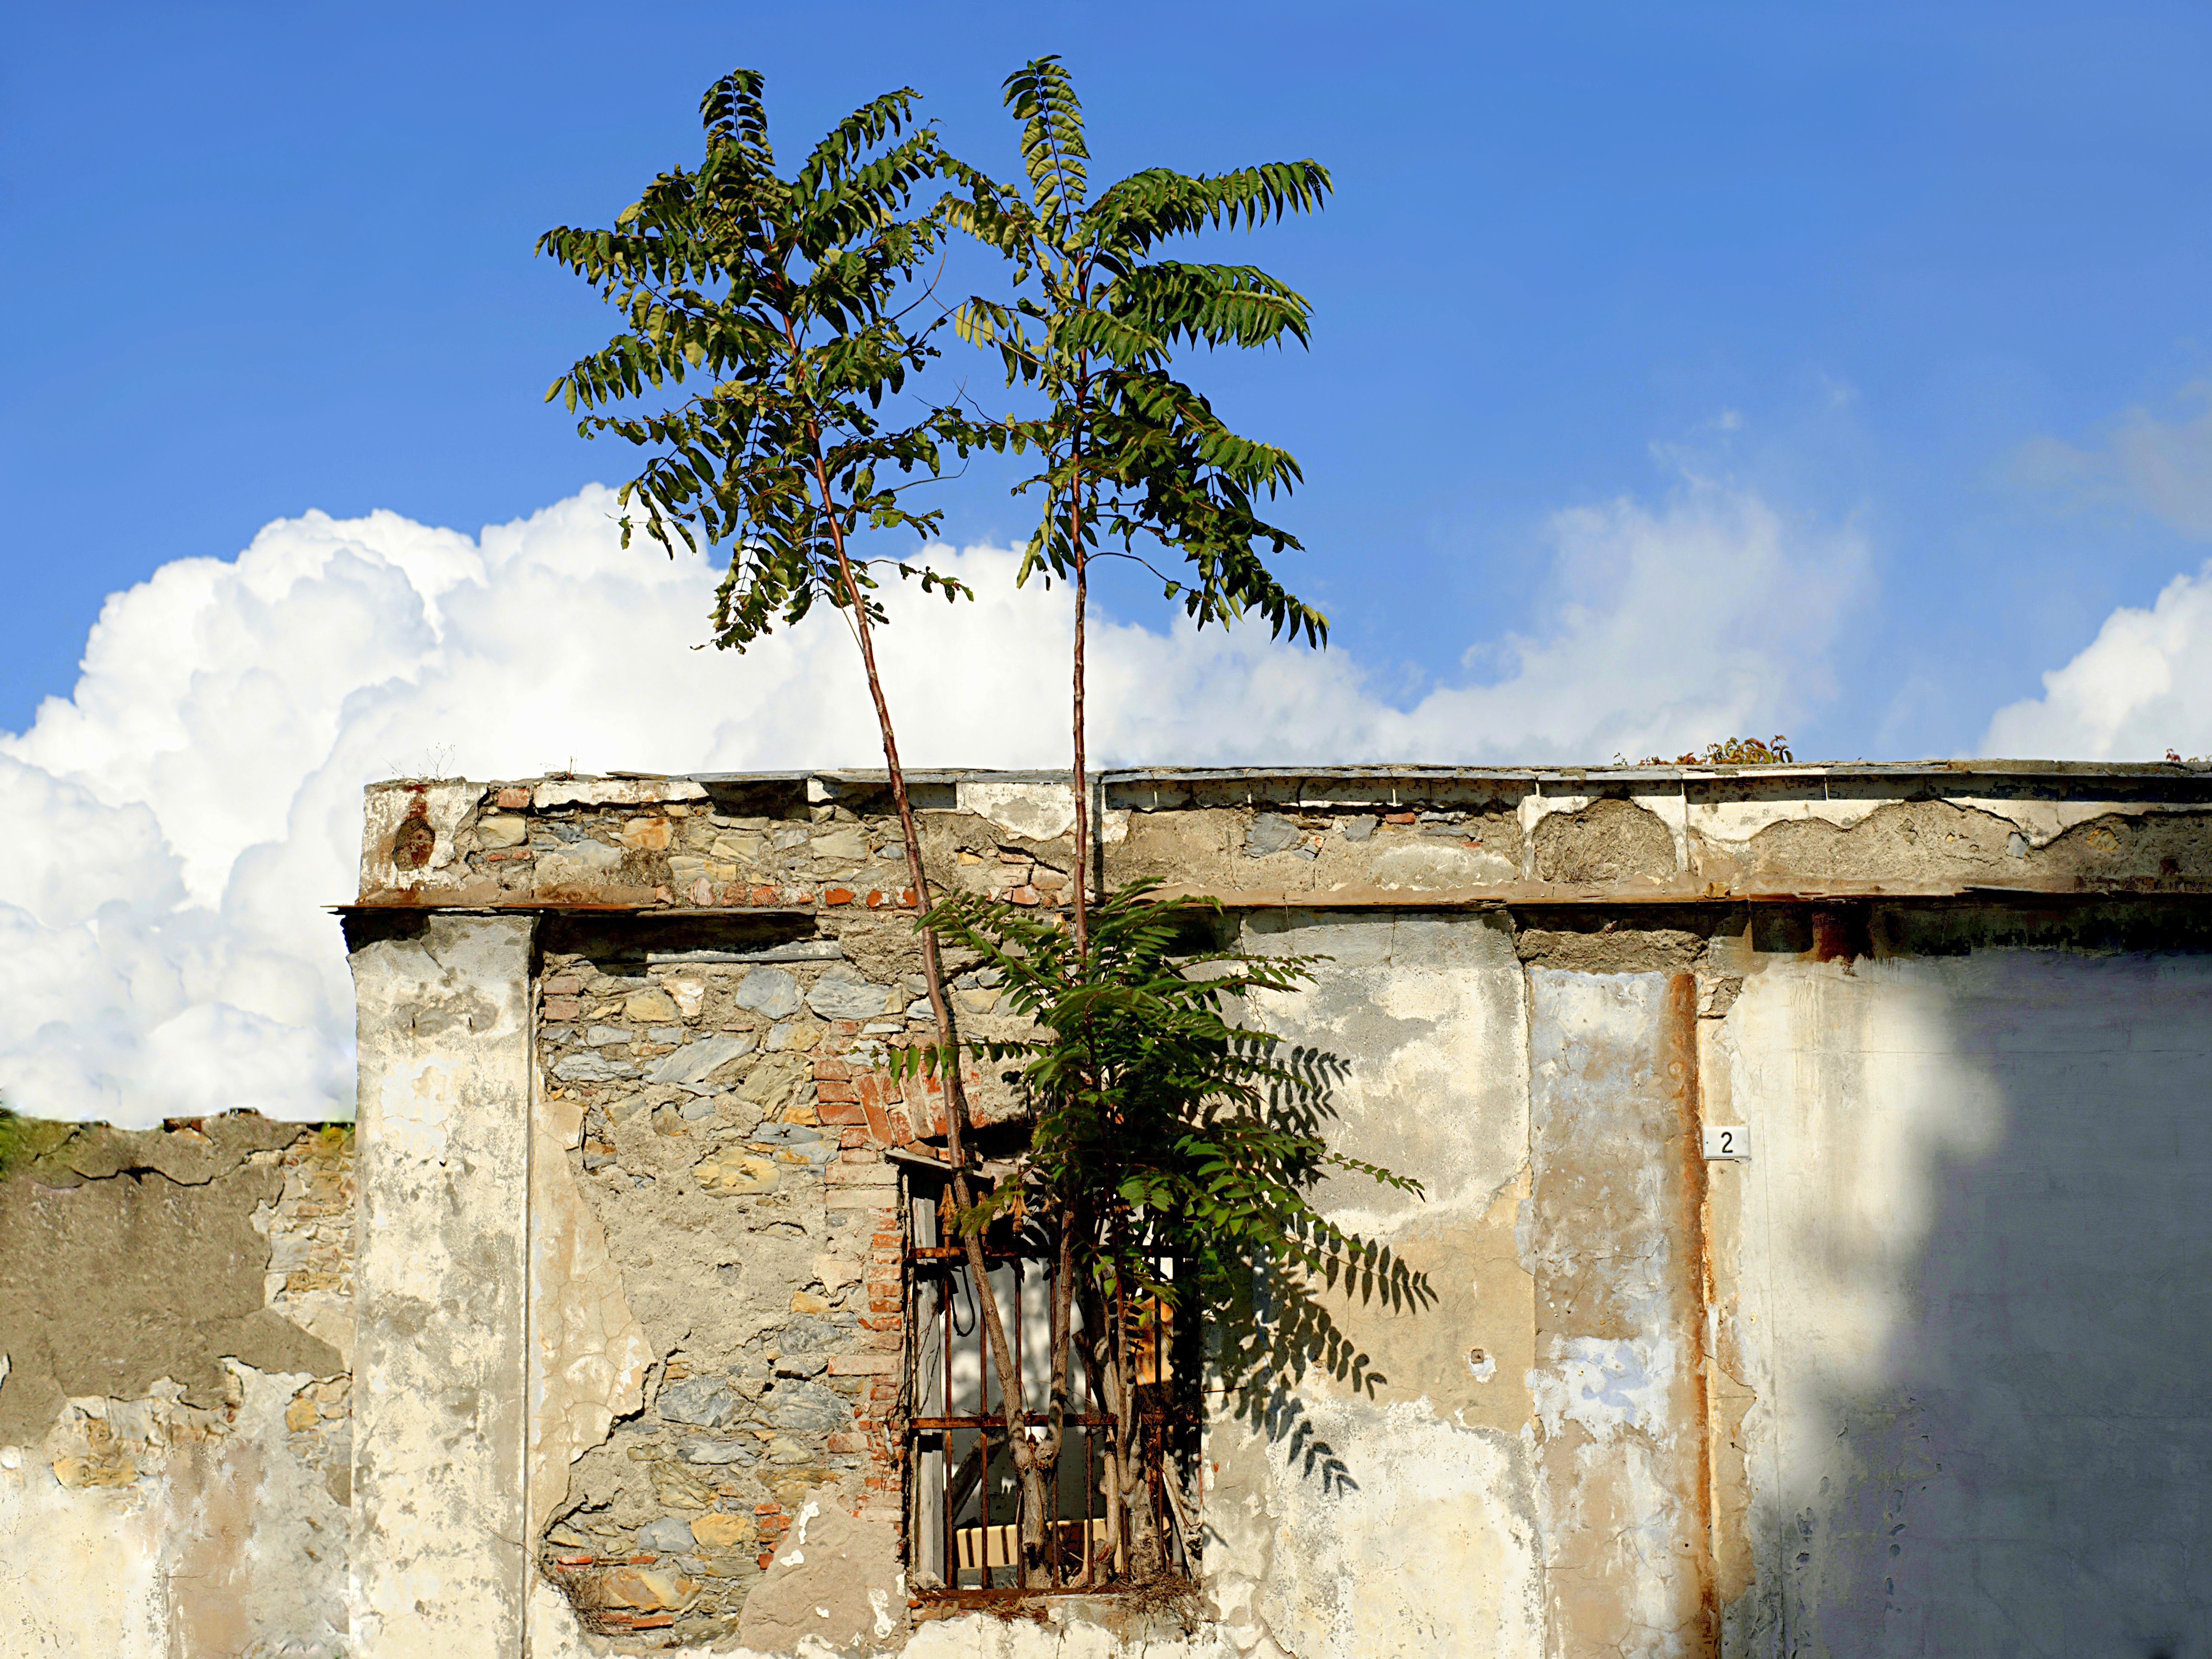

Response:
(902, 1170), (1196, 1595)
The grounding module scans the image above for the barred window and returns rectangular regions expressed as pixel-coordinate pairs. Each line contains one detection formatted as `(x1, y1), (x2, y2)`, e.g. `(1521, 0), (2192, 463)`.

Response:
(901, 1167), (1197, 1595)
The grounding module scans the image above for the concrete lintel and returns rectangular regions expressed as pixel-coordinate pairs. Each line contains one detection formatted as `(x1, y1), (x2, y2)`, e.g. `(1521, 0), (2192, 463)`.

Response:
(1146, 881), (2212, 910)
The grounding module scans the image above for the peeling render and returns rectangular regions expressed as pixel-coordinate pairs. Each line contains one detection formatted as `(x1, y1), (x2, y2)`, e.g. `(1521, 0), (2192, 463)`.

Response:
(1525, 970), (1712, 1656)
(0, 1118), (355, 1657)
(11, 761), (2211, 1656)
(327, 765), (2212, 1658)
(348, 913), (535, 1659)
(529, 1084), (652, 1541)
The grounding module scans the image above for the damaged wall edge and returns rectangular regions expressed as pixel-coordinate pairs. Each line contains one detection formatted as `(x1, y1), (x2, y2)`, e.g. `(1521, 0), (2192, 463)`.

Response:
(0, 1115), (357, 1658)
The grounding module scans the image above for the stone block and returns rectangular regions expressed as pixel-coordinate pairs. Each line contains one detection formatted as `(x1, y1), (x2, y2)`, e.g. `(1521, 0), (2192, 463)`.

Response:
(624, 989), (680, 1023)
(638, 1516), (698, 1553)
(811, 827), (869, 862)
(694, 1151), (780, 1196)
(805, 966), (894, 1021)
(678, 1437), (757, 1466)
(690, 1512), (756, 1549)
(658, 1376), (741, 1428)
(733, 967), (802, 1019)
(553, 1052), (637, 1083)
(600, 1565), (697, 1609)
(646, 1032), (756, 1087)
(763, 1380), (847, 1433)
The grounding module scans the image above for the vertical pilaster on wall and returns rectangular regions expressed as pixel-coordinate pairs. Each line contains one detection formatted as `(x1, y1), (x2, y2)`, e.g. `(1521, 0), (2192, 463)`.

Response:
(349, 913), (536, 1659)
(1525, 967), (1716, 1658)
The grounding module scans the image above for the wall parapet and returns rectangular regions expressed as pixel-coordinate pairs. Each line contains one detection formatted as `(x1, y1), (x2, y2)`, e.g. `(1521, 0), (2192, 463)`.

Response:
(349, 763), (2212, 920)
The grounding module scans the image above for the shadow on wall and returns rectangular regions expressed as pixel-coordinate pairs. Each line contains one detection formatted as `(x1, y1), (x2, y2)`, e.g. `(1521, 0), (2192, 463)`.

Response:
(1730, 947), (2212, 1657)
(1208, 1038), (1435, 1502)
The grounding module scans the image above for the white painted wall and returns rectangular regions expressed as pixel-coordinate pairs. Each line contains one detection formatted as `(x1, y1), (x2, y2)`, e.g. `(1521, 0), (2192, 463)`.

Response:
(1721, 952), (2212, 1656)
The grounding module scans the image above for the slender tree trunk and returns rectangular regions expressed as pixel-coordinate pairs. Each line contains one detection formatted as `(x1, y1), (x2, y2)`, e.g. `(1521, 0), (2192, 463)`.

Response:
(1067, 355), (1093, 958)
(1081, 1271), (1128, 1578)
(1117, 1268), (1163, 1579)
(799, 431), (1034, 1578)
(1071, 545), (1089, 952)
(1046, 348), (1097, 1582)
(1022, 1206), (1080, 1581)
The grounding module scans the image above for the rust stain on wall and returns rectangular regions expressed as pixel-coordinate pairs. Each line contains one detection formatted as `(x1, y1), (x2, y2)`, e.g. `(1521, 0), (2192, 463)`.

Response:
(1665, 971), (1720, 1656)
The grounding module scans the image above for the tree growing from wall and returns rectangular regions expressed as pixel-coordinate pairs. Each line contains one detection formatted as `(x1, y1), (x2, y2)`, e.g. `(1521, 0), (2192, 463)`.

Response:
(539, 59), (1430, 1596)
(908, 881), (1429, 1582)
(942, 56), (1329, 951)
(900, 59), (1429, 1586)
(537, 67), (1021, 1444)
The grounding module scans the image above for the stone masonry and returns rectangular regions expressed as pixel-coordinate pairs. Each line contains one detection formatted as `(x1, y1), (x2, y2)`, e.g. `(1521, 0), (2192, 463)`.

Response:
(15, 758), (2212, 1657)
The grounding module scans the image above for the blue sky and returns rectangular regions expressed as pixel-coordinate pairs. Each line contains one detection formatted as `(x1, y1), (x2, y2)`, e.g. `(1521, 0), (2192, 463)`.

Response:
(6, 1), (2212, 757)
(11, 2), (2212, 1122)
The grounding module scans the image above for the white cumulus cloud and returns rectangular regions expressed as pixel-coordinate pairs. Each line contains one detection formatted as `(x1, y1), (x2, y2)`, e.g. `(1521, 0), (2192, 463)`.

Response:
(1985, 385), (2212, 760)
(1981, 560), (2212, 760)
(0, 475), (1860, 1125)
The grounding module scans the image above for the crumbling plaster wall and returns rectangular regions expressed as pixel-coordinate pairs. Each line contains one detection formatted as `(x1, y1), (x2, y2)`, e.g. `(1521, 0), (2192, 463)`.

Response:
(526, 925), (922, 1651)
(507, 888), (1731, 1659)
(0, 1117), (355, 1659)
(1215, 912), (1545, 1659)
(516, 900), (1567, 1659)
(342, 770), (2212, 1659)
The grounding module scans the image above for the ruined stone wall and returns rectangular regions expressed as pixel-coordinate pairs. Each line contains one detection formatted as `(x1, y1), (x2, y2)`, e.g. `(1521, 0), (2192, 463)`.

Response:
(531, 924), (927, 1649)
(23, 766), (2211, 1657)
(337, 766), (2212, 1659)
(0, 1116), (355, 1659)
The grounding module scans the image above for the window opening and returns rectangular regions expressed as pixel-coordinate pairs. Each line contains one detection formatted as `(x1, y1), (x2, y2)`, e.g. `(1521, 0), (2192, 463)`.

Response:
(903, 1169), (1196, 1594)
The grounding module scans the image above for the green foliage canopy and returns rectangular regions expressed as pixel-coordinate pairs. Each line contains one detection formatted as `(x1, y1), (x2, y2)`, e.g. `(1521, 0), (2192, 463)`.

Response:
(942, 56), (1332, 646)
(538, 69), (980, 651)
(902, 882), (1430, 1341)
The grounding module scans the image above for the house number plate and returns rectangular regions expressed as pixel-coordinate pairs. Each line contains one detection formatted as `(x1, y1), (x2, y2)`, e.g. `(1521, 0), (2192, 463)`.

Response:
(1702, 1126), (1751, 1160)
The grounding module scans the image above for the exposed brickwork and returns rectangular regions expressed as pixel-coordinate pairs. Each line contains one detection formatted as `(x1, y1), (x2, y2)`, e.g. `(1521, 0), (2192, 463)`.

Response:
(529, 920), (996, 1641)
